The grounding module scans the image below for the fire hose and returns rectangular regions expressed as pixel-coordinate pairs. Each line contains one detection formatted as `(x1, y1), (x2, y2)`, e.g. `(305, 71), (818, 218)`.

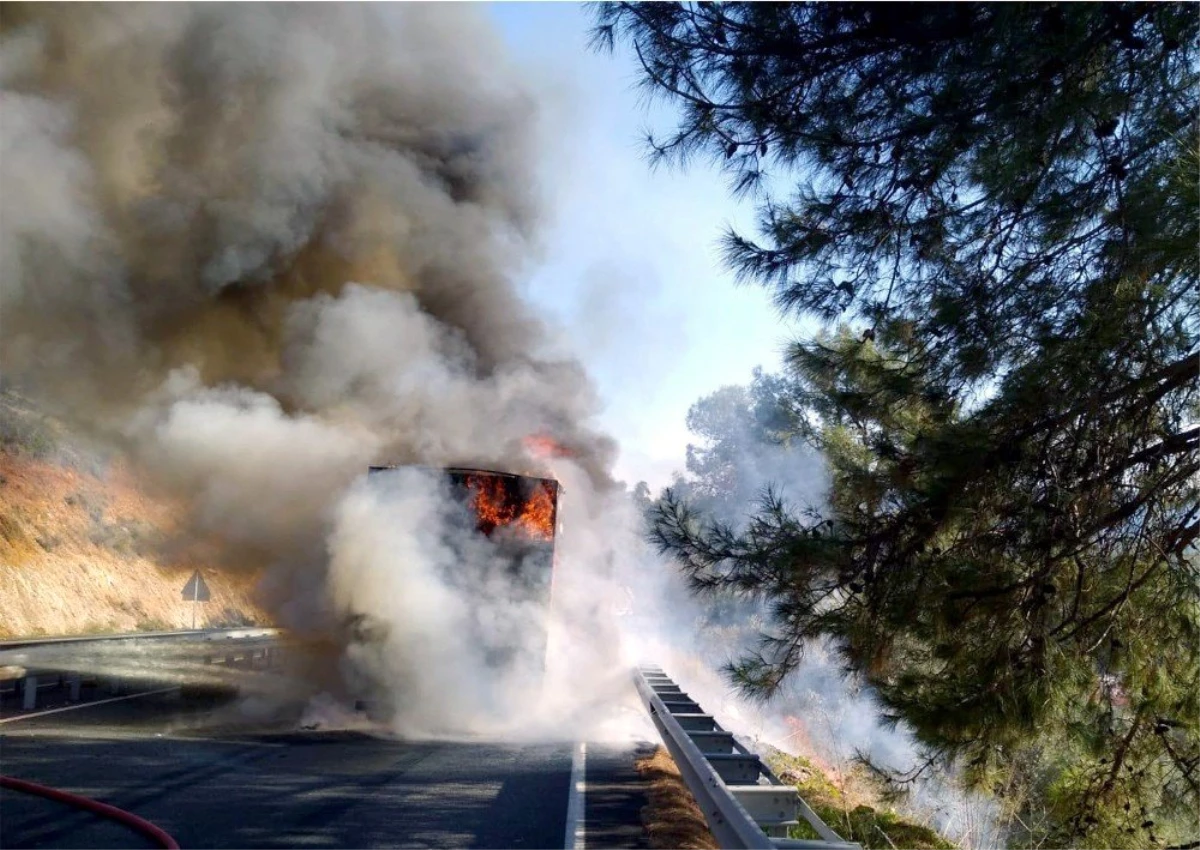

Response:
(0, 775), (180, 849)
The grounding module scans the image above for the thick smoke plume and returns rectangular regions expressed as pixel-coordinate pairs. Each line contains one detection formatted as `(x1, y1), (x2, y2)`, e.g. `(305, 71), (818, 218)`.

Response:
(1, 4), (629, 734)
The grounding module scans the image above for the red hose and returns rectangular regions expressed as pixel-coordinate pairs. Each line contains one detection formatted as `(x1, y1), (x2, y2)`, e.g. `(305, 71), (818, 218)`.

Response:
(0, 775), (180, 849)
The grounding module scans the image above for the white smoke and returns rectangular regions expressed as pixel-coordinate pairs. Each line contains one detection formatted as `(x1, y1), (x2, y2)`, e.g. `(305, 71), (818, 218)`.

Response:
(621, 370), (1005, 848)
(314, 462), (656, 741)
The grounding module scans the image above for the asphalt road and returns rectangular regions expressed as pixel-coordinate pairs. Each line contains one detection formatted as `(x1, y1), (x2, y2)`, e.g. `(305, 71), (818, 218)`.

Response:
(0, 682), (652, 849)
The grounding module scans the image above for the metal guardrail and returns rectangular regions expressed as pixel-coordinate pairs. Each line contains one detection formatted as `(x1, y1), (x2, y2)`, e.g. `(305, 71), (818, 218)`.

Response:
(634, 666), (861, 850)
(0, 628), (284, 712)
(0, 627), (280, 651)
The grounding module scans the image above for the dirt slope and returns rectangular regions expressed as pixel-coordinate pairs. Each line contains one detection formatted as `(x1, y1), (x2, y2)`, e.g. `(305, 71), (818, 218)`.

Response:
(0, 393), (267, 638)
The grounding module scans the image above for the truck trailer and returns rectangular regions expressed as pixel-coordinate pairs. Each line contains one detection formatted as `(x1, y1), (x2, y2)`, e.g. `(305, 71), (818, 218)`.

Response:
(365, 465), (561, 673)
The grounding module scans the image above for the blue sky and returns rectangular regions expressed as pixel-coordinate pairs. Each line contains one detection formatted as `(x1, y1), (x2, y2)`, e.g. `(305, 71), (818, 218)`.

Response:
(486, 3), (798, 489)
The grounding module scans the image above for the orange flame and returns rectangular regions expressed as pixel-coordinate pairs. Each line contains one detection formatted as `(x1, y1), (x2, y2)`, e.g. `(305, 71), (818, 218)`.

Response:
(523, 434), (575, 459)
(514, 483), (555, 541)
(465, 474), (556, 542)
(468, 475), (517, 533)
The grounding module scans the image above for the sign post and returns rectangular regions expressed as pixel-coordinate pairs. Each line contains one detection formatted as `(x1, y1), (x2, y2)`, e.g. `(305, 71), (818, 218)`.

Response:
(181, 570), (211, 629)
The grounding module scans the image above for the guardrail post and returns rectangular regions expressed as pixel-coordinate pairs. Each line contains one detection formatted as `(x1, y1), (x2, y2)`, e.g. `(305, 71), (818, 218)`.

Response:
(21, 675), (37, 710)
(68, 674), (81, 702)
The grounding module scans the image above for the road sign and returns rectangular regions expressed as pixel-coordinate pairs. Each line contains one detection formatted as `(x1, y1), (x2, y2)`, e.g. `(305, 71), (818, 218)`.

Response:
(182, 570), (211, 629)
(181, 571), (211, 602)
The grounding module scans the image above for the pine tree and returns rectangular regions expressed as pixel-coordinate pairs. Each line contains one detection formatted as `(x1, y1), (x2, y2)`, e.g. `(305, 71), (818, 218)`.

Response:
(594, 4), (1199, 845)
(669, 367), (809, 523)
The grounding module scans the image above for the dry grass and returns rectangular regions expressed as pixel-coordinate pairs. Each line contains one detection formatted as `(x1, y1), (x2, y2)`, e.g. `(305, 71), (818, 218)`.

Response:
(0, 510), (39, 564)
(766, 749), (956, 850)
(636, 746), (720, 850)
(0, 448), (268, 638)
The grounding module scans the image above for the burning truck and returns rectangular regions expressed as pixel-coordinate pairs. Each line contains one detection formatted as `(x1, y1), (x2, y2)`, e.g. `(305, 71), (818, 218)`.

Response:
(361, 465), (561, 675)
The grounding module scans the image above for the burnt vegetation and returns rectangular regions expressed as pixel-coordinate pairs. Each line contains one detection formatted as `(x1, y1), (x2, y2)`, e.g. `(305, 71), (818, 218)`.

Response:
(596, 3), (1198, 847)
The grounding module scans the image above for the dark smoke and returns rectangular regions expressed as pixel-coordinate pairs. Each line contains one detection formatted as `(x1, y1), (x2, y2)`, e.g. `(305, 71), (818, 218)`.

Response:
(0, 3), (622, 726)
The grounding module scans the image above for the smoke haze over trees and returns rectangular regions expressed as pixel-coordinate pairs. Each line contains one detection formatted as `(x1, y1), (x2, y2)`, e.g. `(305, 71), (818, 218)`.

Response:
(637, 368), (1004, 847)
(596, 3), (1199, 847)
(656, 367), (822, 526)
(637, 367), (823, 644)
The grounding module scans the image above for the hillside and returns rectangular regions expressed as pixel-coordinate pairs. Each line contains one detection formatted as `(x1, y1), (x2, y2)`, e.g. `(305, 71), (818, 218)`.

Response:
(0, 389), (267, 638)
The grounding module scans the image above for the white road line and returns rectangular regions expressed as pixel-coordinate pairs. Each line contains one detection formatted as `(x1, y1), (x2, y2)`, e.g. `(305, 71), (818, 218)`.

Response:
(0, 687), (178, 725)
(564, 740), (587, 849)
